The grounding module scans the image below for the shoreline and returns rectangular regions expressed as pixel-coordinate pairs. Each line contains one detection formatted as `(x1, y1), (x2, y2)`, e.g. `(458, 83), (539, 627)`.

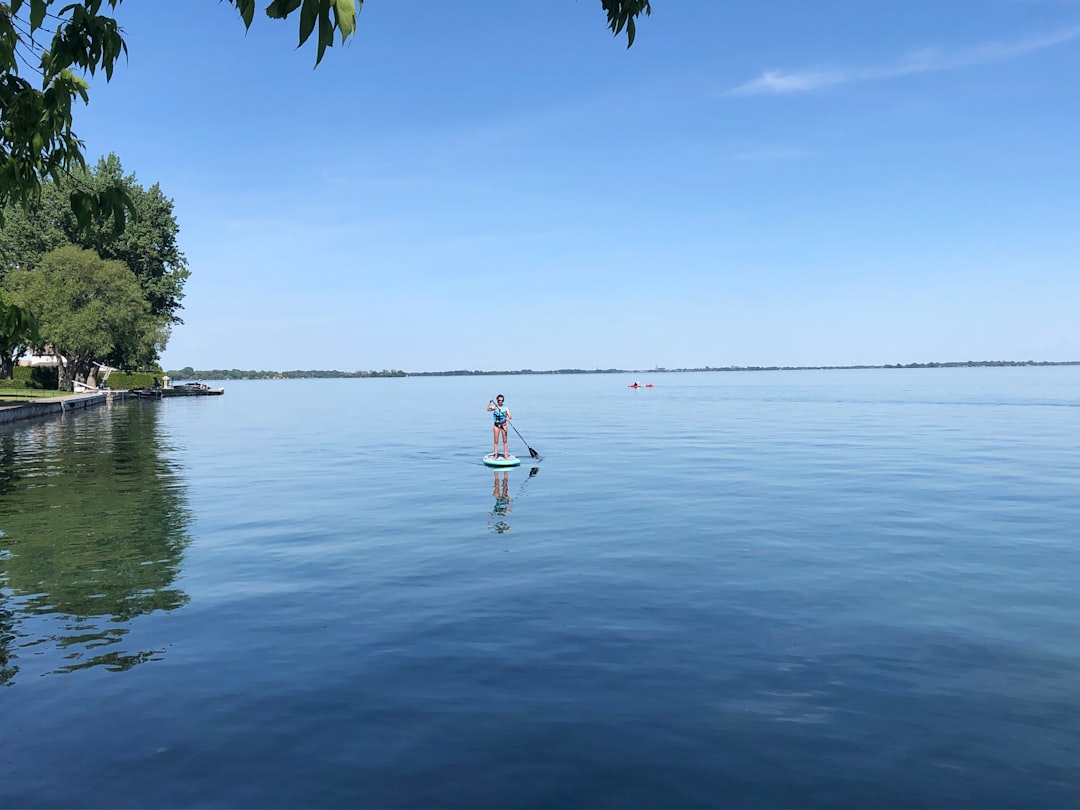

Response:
(0, 392), (125, 426)
(165, 360), (1080, 380)
(408, 360), (1080, 377)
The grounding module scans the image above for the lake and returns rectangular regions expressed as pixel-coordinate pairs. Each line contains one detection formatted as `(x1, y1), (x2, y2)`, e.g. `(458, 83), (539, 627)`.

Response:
(2, 368), (1079, 808)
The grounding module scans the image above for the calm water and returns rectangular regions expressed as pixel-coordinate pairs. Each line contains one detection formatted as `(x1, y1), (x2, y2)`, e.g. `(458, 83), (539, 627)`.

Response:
(1, 368), (1078, 808)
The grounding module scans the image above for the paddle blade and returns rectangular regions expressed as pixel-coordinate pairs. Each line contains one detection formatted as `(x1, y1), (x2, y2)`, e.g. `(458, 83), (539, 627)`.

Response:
(529, 447), (540, 459)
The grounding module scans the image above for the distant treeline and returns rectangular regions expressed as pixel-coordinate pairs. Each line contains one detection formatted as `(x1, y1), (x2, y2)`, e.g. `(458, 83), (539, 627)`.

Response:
(167, 360), (1078, 380)
(411, 368), (627, 376)
(655, 360), (1080, 372)
(166, 368), (407, 380)
(413, 360), (1080, 375)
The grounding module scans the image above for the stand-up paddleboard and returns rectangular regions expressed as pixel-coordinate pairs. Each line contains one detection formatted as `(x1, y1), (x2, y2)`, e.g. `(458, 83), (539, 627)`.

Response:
(484, 454), (522, 467)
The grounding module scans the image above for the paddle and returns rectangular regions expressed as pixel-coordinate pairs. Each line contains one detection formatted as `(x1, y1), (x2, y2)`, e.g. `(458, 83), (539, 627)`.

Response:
(509, 422), (540, 460)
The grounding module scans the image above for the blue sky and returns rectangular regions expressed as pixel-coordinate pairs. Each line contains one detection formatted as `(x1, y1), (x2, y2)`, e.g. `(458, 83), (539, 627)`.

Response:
(75, 1), (1080, 372)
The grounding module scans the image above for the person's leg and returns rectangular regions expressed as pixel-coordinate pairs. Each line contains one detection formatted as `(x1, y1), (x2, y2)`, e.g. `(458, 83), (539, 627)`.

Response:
(499, 425), (508, 456)
(492, 424), (500, 456)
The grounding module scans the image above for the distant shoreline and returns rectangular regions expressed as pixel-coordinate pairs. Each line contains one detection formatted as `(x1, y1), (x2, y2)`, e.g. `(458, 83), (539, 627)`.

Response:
(165, 360), (1080, 380)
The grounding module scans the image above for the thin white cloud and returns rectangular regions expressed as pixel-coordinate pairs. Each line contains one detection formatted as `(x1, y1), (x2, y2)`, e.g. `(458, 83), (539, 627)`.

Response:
(726, 24), (1080, 96)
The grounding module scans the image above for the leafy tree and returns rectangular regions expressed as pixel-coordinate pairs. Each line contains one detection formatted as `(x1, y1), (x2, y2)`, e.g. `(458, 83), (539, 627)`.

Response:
(0, 0), (130, 228)
(0, 153), (189, 329)
(6, 245), (166, 389)
(0, 292), (37, 378)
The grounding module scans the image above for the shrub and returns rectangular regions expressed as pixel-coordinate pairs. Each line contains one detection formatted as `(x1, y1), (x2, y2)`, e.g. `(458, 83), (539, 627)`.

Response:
(12, 366), (59, 389)
(107, 371), (160, 389)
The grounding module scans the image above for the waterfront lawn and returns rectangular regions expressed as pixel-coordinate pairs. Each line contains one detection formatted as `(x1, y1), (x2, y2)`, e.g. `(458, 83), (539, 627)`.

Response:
(0, 390), (63, 402)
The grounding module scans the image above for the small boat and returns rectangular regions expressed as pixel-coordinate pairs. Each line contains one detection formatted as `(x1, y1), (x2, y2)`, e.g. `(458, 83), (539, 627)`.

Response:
(162, 382), (225, 397)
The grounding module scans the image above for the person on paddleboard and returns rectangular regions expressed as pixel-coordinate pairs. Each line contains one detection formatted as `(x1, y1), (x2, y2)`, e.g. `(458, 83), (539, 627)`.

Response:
(487, 394), (511, 458)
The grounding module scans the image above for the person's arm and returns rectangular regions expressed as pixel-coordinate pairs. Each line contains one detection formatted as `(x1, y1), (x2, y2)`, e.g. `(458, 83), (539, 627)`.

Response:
(487, 399), (495, 412)
(505, 408), (512, 421)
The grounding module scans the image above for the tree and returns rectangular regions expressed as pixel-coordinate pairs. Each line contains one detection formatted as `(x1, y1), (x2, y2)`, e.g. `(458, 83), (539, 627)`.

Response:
(0, 154), (189, 324)
(0, 291), (37, 377)
(6, 245), (166, 389)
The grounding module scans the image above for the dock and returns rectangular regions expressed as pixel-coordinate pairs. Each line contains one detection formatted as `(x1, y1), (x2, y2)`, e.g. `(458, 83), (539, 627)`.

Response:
(0, 381), (224, 426)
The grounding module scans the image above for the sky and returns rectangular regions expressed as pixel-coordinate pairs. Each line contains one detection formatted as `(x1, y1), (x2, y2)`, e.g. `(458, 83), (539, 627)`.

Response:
(70, 0), (1080, 372)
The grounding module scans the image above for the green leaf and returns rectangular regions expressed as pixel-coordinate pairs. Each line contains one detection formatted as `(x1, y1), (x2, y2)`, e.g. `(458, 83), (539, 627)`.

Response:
(333, 0), (356, 40)
(29, 0), (48, 32)
(70, 190), (95, 233)
(298, 0), (319, 47)
(600, 0), (651, 48)
(236, 0), (256, 28)
(316, 4), (333, 65)
(265, 0), (303, 19)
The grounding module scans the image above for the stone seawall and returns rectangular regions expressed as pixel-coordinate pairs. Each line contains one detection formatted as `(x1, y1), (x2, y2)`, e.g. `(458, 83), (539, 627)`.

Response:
(0, 392), (116, 426)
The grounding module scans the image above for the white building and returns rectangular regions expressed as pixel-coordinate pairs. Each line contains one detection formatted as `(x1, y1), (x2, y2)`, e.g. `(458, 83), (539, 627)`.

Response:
(17, 349), (60, 367)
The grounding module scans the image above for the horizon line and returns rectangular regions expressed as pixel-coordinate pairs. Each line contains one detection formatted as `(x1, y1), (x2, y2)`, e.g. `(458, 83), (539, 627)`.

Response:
(164, 360), (1080, 378)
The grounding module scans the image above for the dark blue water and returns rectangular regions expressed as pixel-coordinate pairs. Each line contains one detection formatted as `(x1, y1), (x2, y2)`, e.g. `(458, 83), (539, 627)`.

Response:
(2, 369), (1079, 807)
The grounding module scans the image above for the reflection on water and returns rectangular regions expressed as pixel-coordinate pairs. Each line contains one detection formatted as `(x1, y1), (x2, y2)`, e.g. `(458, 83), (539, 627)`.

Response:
(487, 466), (540, 534)
(489, 470), (512, 534)
(0, 592), (14, 685)
(0, 402), (191, 684)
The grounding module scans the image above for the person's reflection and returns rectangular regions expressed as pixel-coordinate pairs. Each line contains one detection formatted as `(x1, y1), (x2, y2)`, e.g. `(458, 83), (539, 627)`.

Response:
(489, 470), (512, 534)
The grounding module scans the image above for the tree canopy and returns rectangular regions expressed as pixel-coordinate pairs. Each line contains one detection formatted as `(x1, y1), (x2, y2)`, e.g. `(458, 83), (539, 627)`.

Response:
(5, 244), (166, 389)
(0, 154), (188, 322)
(0, 154), (186, 375)
(0, 292), (37, 378)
